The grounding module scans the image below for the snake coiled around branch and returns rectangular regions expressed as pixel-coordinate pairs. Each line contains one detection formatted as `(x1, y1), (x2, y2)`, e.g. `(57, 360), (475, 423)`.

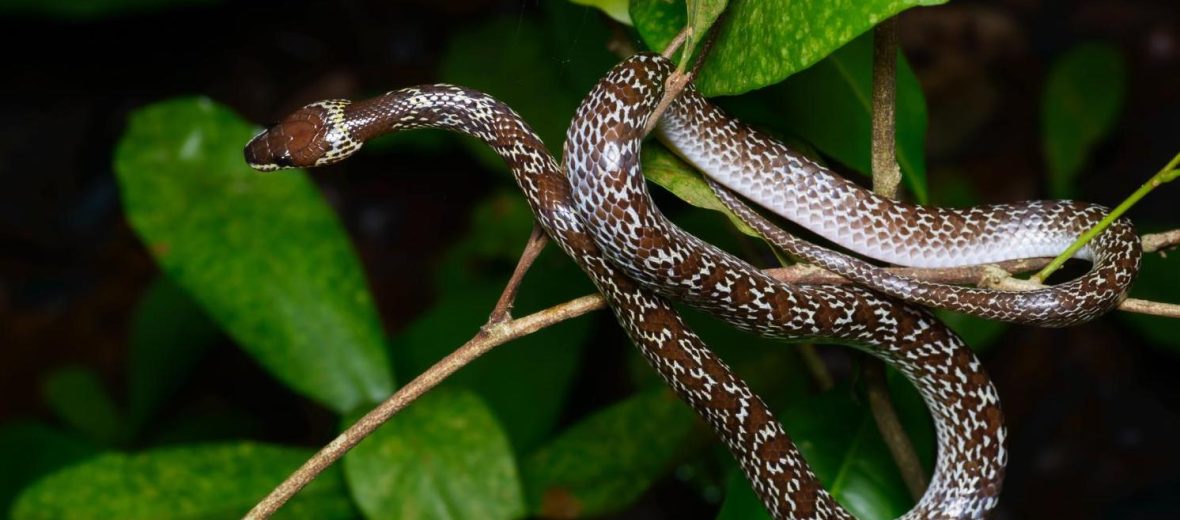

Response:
(243, 54), (1015, 518)
(655, 64), (1140, 327)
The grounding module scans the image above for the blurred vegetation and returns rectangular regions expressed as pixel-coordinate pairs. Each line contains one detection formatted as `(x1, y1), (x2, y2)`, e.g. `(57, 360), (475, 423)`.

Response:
(2, 0), (1176, 519)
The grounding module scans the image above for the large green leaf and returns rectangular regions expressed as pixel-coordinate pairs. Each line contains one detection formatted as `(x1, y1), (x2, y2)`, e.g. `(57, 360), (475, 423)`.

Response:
(127, 277), (220, 435)
(521, 388), (700, 518)
(0, 422), (99, 516)
(631, 0), (946, 96)
(342, 389), (524, 520)
(11, 442), (356, 519)
(1042, 43), (1126, 198)
(683, 0), (729, 68)
(115, 97), (393, 414)
(42, 367), (123, 446)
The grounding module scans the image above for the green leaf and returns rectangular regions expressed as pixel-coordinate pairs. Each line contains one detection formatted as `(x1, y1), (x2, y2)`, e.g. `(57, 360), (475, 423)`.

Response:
(127, 277), (220, 435)
(684, 0), (729, 68)
(643, 143), (760, 237)
(115, 97), (393, 414)
(522, 388), (700, 518)
(0, 422), (100, 516)
(343, 389), (524, 520)
(1042, 43), (1126, 198)
(569, 0), (632, 24)
(631, 0), (946, 96)
(1122, 252), (1180, 352)
(395, 192), (592, 453)
(746, 32), (930, 202)
(11, 442), (356, 519)
(0, 0), (215, 18)
(42, 367), (123, 445)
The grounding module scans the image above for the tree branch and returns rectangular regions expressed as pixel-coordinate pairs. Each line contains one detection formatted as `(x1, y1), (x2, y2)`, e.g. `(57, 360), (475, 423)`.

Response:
(487, 223), (548, 325)
(1143, 228), (1180, 254)
(863, 359), (927, 498)
(863, 16), (927, 501)
(244, 294), (605, 519)
(759, 254), (1180, 319)
(871, 18), (902, 199)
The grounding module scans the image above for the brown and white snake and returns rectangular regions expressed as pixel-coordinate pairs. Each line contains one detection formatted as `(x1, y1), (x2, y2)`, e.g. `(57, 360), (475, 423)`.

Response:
(243, 52), (1138, 518)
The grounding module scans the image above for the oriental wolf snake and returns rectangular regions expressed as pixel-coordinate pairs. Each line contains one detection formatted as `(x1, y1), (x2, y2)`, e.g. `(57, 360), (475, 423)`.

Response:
(244, 52), (1139, 518)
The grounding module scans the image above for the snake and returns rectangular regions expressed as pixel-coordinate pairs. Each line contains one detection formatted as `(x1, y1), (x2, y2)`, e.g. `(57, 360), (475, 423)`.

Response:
(244, 54), (1007, 518)
(654, 71), (1141, 327)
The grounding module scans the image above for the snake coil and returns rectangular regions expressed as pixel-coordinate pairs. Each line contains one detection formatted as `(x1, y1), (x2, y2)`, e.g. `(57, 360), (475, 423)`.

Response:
(236, 52), (1152, 518)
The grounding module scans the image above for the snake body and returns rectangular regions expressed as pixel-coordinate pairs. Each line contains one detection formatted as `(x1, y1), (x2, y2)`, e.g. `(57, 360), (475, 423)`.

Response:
(566, 53), (1003, 519)
(656, 77), (1141, 327)
(245, 55), (1009, 518)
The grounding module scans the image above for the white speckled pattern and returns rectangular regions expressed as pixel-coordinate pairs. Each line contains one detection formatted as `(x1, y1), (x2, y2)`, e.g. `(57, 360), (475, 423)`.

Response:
(245, 54), (1015, 519)
(656, 69), (1140, 327)
(566, 54), (1006, 519)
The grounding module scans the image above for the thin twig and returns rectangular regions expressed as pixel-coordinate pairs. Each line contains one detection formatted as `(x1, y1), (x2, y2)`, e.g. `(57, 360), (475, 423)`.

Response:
(1118, 297), (1180, 318)
(646, 19), (723, 135)
(244, 294), (605, 519)
(1034, 151), (1180, 281)
(870, 18), (902, 199)
(760, 254), (1180, 319)
(662, 27), (690, 59)
(865, 17), (927, 501)
(763, 258), (1049, 286)
(863, 360), (928, 498)
(798, 345), (834, 391)
(1143, 229), (1180, 254)
(487, 223), (549, 325)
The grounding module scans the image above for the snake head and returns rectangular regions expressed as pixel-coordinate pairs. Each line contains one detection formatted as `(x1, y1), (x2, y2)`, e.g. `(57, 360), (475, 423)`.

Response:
(244, 99), (360, 171)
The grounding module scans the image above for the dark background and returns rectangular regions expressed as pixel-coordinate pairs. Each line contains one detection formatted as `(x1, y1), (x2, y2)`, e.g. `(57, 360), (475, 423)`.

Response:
(2, 0), (1180, 518)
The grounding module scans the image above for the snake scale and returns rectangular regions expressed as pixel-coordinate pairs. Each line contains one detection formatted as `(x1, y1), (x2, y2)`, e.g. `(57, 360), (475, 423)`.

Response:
(655, 76), (1140, 327)
(242, 50), (1134, 518)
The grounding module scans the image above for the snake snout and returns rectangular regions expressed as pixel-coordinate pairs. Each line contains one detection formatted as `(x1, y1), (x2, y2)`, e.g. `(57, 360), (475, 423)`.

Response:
(244, 127), (292, 171)
(244, 104), (342, 171)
